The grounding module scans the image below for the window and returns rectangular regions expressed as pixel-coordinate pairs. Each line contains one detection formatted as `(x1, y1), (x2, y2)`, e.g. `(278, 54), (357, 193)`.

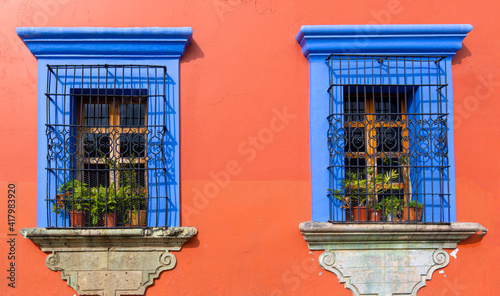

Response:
(17, 27), (193, 228)
(76, 88), (147, 189)
(327, 55), (449, 222)
(296, 24), (473, 223)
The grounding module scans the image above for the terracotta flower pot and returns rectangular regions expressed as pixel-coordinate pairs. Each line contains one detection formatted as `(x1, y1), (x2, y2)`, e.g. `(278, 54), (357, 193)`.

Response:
(351, 207), (368, 221)
(101, 213), (117, 227)
(69, 211), (85, 227)
(402, 207), (423, 222)
(125, 210), (148, 227)
(368, 209), (382, 221)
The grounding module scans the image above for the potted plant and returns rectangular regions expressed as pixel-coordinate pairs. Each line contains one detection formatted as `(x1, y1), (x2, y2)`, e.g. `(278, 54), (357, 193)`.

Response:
(402, 200), (423, 222)
(379, 196), (401, 221)
(399, 156), (413, 207)
(330, 168), (401, 221)
(368, 200), (383, 221)
(123, 187), (148, 227)
(52, 179), (90, 227)
(118, 165), (148, 227)
(89, 183), (120, 227)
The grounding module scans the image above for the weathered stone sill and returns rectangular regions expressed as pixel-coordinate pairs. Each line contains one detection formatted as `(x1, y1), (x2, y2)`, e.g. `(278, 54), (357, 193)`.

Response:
(21, 227), (197, 296)
(299, 222), (486, 296)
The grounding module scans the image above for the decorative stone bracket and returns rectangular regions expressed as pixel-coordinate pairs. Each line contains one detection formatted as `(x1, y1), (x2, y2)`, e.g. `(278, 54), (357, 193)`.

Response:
(300, 222), (487, 296)
(21, 227), (197, 296)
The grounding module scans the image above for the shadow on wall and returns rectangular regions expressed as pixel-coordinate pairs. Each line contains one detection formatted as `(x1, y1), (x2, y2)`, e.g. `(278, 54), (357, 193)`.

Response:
(182, 40), (205, 63)
(182, 234), (200, 248)
(458, 231), (487, 246)
(453, 44), (472, 65)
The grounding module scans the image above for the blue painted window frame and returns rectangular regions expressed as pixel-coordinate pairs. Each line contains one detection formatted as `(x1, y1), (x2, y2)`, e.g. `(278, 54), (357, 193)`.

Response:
(296, 24), (473, 222)
(17, 27), (193, 227)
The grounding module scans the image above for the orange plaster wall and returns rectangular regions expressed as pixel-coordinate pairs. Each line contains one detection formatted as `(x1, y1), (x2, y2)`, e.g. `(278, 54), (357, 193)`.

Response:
(0, 0), (499, 295)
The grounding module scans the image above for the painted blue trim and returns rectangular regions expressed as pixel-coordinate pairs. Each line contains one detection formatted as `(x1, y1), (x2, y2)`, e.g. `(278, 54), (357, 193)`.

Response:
(445, 57), (457, 224)
(297, 24), (472, 59)
(298, 25), (472, 222)
(308, 56), (331, 222)
(17, 27), (192, 58)
(19, 27), (192, 228)
(37, 64), (48, 228)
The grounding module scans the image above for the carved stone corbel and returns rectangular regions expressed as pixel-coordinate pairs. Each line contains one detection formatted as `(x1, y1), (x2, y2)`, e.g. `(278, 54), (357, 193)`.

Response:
(300, 222), (486, 296)
(21, 227), (197, 296)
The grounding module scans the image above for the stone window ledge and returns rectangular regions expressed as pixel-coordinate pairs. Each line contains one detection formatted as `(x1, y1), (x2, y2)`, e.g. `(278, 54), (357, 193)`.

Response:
(21, 227), (197, 296)
(299, 222), (487, 296)
(21, 227), (197, 250)
(299, 222), (487, 250)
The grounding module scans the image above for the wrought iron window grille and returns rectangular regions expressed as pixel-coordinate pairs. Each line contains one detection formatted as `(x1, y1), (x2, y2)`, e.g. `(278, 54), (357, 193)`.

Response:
(327, 55), (450, 223)
(46, 64), (169, 228)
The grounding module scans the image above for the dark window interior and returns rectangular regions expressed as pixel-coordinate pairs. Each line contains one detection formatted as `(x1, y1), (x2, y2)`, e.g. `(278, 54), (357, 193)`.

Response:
(120, 104), (146, 126)
(83, 163), (109, 188)
(84, 104), (110, 126)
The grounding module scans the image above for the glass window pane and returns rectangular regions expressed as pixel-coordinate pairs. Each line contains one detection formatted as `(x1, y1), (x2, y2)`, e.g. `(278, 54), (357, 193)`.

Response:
(375, 96), (401, 122)
(343, 94), (365, 122)
(119, 133), (146, 157)
(119, 164), (146, 188)
(345, 157), (366, 177)
(376, 127), (402, 152)
(344, 127), (366, 153)
(83, 134), (110, 158)
(84, 104), (110, 126)
(120, 104), (145, 126)
(83, 163), (109, 188)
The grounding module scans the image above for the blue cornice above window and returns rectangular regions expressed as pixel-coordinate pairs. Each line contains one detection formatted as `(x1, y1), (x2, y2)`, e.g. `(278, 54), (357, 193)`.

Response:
(17, 27), (193, 59)
(296, 24), (472, 59)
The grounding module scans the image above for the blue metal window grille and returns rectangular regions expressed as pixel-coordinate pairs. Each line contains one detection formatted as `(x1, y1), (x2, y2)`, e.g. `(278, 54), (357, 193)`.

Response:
(46, 64), (171, 228)
(327, 55), (450, 223)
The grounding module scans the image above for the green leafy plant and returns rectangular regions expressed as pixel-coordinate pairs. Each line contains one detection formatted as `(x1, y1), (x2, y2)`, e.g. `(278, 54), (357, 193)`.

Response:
(389, 156), (413, 207)
(88, 182), (124, 226)
(407, 200), (423, 209)
(117, 161), (148, 225)
(87, 183), (147, 226)
(329, 167), (401, 209)
(51, 179), (90, 214)
(122, 185), (148, 224)
(105, 154), (147, 208)
(401, 199), (424, 221)
(379, 196), (401, 216)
